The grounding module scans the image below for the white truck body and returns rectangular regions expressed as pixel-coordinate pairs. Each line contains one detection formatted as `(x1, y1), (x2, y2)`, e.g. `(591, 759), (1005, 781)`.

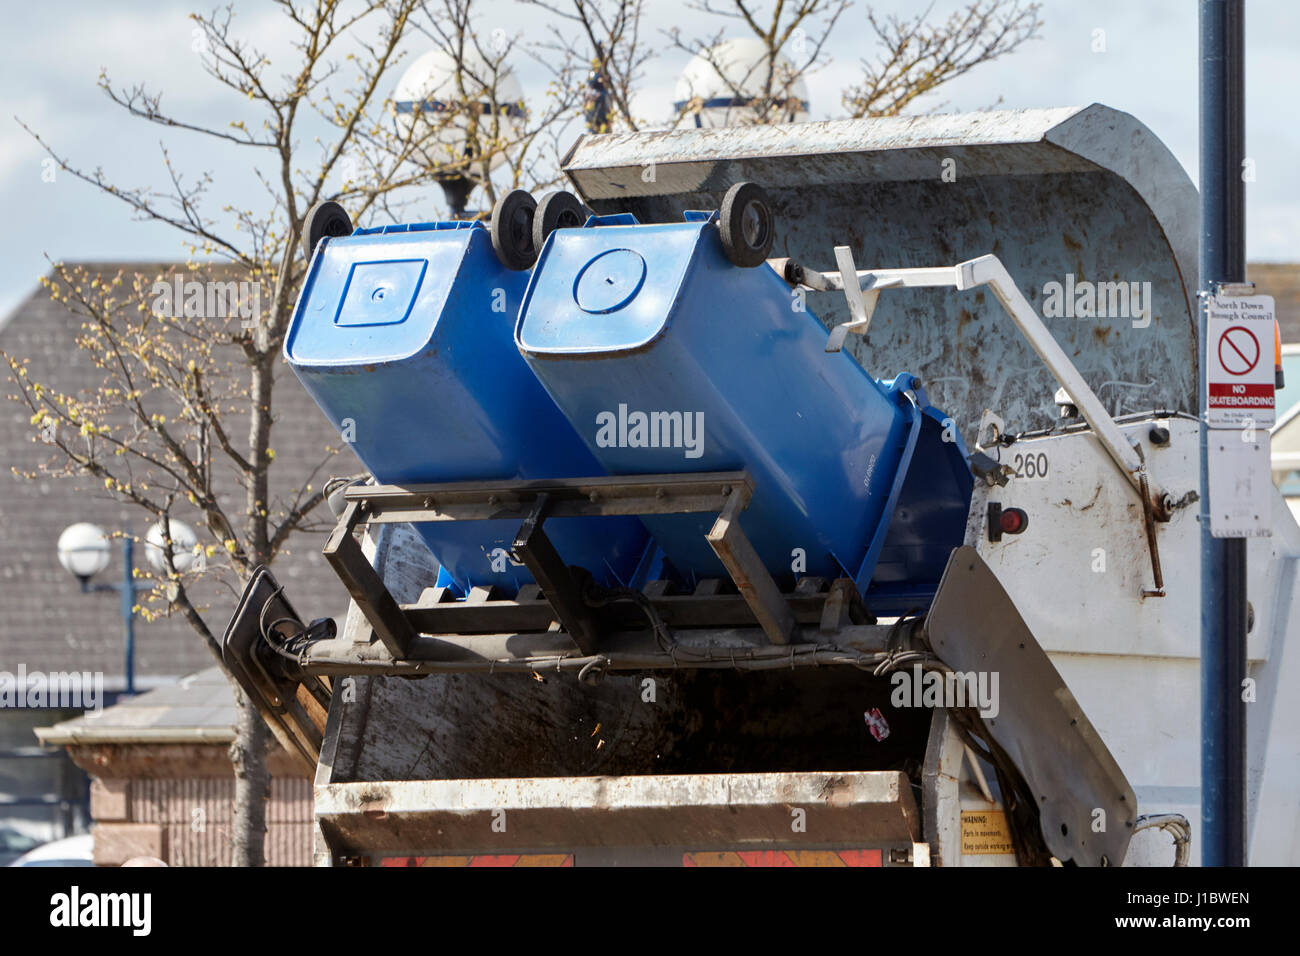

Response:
(225, 105), (1300, 867)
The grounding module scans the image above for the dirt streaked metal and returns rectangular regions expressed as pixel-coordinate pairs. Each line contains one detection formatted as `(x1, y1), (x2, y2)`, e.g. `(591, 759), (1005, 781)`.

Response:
(561, 105), (1198, 443)
(315, 770), (918, 856)
(315, 527), (934, 788)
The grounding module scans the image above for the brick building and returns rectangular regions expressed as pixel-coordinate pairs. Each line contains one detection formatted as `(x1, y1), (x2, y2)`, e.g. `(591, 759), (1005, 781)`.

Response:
(36, 668), (312, 866)
(0, 264), (354, 861)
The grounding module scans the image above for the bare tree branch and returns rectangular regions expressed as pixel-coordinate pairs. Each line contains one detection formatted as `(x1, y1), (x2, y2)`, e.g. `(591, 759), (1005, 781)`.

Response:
(843, 0), (1042, 118)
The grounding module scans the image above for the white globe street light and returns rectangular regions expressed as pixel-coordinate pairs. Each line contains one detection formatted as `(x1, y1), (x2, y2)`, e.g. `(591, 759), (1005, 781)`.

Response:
(393, 46), (525, 217)
(673, 37), (811, 129)
(58, 522), (144, 696)
(58, 517), (203, 697)
(144, 518), (202, 574)
(56, 523), (111, 580)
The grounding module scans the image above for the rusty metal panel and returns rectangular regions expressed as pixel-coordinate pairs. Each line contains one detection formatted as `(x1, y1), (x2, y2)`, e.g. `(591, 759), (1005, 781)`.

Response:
(321, 520), (931, 787)
(561, 105), (1198, 444)
(317, 770), (918, 857)
(327, 664), (934, 786)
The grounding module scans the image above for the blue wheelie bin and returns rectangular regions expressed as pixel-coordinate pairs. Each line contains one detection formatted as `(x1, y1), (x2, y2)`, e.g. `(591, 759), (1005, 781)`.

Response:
(515, 212), (971, 603)
(285, 219), (652, 596)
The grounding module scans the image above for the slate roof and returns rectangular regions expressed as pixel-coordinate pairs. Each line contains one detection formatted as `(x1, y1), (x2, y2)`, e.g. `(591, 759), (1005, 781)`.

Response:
(0, 263), (359, 686)
(1249, 263), (1300, 343)
(35, 666), (236, 744)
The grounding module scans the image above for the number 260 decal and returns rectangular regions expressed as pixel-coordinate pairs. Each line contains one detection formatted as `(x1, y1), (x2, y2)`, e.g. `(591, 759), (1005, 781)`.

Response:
(1012, 452), (1049, 480)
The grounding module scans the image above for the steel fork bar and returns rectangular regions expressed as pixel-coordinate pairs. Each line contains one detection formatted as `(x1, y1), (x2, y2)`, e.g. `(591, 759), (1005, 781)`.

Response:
(793, 255), (1171, 519)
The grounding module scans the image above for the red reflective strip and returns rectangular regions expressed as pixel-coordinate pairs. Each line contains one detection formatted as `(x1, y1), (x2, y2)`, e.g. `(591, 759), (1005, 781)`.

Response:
(514, 854), (575, 867)
(836, 849), (883, 867)
(736, 851), (795, 867)
(682, 852), (744, 866)
(468, 855), (521, 867)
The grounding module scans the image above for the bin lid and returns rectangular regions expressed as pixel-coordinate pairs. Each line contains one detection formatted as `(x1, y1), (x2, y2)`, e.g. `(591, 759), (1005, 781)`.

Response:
(518, 221), (703, 355)
(285, 222), (479, 367)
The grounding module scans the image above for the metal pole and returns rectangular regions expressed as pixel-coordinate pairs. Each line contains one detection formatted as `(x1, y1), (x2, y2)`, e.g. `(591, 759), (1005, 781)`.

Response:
(1199, 0), (1248, 867)
(438, 175), (473, 219)
(121, 537), (136, 697)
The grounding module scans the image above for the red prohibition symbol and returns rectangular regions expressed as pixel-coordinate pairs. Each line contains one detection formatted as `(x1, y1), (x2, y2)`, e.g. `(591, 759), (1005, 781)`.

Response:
(1218, 326), (1260, 376)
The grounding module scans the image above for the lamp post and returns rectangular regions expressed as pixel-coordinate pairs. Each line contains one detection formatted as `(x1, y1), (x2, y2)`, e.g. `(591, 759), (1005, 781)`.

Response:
(392, 47), (525, 220)
(56, 519), (201, 698)
(435, 173), (476, 220)
(1199, 0), (1249, 867)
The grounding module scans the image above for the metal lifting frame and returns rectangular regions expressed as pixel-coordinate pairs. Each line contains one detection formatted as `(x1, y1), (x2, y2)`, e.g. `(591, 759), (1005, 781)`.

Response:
(222, 480), (894, 775)
(320, 470), (870, 661)
(781, 251), (1173, 522)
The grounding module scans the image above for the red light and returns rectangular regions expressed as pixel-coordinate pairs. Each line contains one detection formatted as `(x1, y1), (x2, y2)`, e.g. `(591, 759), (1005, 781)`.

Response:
(999, 508), (1028, 535)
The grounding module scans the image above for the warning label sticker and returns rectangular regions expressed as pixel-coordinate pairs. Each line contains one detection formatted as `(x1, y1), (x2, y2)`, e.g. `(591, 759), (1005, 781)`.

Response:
(960, 810), (1015, 856)
(1206, 294), (1276, 428)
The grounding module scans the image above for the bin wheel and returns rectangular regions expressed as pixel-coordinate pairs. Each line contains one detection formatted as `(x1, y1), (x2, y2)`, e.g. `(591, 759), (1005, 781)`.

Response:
(491, 189), (539, 270)
(719, 182), (774, 267)
(533, 190), (590, 253)
(303, 201), (353, 259)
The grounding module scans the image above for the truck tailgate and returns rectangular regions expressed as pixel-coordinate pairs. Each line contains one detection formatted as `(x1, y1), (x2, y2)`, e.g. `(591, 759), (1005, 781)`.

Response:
(316, 770), (921, 866)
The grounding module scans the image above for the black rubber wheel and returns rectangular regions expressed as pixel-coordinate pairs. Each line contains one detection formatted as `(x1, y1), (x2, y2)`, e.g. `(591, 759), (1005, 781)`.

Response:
(533, 190), (590, 252)
(719, 182), (775, 267)
(303, 201), (353, 259)
(491, 189), (539, 270)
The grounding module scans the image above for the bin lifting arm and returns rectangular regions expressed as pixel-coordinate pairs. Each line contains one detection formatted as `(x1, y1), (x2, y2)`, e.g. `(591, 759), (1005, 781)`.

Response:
(779, 251), (1172, 523)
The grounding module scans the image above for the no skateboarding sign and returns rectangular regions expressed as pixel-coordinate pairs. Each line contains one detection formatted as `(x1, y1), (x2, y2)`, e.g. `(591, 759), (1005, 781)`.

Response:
(1206, 293), (1276, 428)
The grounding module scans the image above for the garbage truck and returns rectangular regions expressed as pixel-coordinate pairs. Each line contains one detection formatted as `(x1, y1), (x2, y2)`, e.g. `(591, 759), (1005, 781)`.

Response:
(222, 104), (1300, 867)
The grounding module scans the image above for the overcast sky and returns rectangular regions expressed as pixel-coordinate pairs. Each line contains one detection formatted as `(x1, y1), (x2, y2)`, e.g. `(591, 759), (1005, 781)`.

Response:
(0, 0), (1295, 324)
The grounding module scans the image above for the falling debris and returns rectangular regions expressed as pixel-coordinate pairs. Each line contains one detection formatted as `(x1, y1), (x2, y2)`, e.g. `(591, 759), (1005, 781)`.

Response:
(864, 708), (891, 742)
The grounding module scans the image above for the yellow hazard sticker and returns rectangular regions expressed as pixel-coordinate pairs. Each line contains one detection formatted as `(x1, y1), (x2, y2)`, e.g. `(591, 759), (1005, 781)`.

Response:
(961, 810), (1015, 855)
